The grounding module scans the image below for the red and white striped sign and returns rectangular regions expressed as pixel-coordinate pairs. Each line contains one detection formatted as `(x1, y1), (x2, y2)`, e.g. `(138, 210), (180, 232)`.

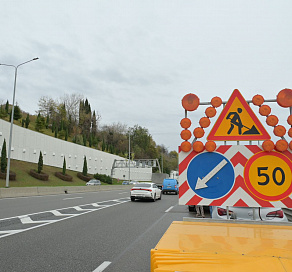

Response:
(179, 145), (292, 208)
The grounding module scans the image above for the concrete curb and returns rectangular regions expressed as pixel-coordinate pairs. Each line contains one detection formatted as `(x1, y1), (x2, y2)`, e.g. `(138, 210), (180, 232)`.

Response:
(0, 185), (132, 199)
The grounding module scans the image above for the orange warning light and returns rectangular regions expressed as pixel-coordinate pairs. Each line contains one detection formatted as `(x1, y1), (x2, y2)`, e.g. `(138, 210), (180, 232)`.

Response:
(288, 127), (292, 138)
(205, 141), (216, 152)
(252, 94), (264, 106)
(287, 115), (292, 126)
(262, 140), (275, 152)
(259, 105), (271, 116)
(180, 118), (191, 129)
(180, 129), (191, 140)
(205, 107), (216, 118)
(193, 127), (204, 138)
(193, 141), (205, 153)
(277, 88), (292, 108)
(273, 125), (286, 137)
(211, 96), (222, 108)
(266, 115), (279, 127)
(199, 117), (211, 128)
(180, 141), (192, 152)
(275, 139), (288, 152)
(182, 93), (200, 111)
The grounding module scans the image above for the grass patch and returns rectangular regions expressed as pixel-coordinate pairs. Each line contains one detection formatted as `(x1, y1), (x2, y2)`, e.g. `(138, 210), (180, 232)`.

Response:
(0, 159), (122, 188)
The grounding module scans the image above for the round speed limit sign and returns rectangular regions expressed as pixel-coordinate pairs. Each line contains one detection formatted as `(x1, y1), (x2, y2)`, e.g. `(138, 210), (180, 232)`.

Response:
(244, 151), (292, 201)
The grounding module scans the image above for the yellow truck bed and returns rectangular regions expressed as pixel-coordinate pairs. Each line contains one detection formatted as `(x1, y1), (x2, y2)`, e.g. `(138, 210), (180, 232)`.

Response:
(151, 219), (292, 272)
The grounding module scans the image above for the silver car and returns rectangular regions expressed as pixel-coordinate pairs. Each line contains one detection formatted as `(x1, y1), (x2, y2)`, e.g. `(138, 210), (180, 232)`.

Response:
(86, 179), (101, 186)
(211, 206), (288, 222)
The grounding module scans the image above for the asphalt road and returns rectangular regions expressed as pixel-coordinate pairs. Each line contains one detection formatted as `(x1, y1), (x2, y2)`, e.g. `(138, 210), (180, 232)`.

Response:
(0, 189), (196, 272)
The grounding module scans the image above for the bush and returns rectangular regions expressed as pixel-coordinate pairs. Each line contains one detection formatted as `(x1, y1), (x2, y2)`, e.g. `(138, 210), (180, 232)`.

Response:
(93, 173), (112, 184)
(55, 172), (73, 181)
(77, 172), (92, 182)
(29, 169), (49, 181)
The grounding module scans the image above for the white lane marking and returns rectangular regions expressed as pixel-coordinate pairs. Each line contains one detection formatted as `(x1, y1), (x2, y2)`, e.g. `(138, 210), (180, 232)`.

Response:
(165, 206), (174, 213)
(63, 197), (83, 200)
(118, 192), (128, 194)
(0, 198), (130, 239)
(73, 206), (97, 211)
(51, 210), (75, 216)
(19, 215), (58, 224)
(93, 261), (111, 272)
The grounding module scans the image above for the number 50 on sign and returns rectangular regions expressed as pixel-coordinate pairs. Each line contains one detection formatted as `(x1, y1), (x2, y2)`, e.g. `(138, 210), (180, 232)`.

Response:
(244, 152), (292, 202)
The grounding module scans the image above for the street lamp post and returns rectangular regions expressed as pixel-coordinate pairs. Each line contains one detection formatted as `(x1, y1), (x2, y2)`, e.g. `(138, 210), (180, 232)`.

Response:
(128, 131), (131, 182)
(0, 58), (39, 187)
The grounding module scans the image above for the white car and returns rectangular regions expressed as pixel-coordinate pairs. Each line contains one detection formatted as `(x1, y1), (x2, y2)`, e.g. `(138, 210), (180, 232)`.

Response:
(86, 179), (101, 186)
(130, 183), (162, 202)
(211, 206), (288, 222)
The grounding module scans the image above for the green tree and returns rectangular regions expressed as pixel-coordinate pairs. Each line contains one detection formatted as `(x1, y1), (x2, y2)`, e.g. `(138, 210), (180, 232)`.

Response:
(62, 157), (66, 175)
(35, 113), (46, 132)
(25, 114), (30, 128)
(1, 139), (7, 173)
(38, 151), (43, 174)
(0, 104), (7, 118)
(5, 100), (9, 113)
(13, 105), (22, 120)
(82, 156), (88, 176)
(65, 128), (68, 141)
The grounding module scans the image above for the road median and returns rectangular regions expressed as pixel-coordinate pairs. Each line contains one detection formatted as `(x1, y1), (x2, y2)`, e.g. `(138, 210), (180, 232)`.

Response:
(0, 185), (132, 198)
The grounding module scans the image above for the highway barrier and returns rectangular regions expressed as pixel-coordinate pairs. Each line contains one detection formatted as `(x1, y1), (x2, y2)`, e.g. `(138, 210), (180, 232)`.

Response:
(0, 185), (132, 199)
(151, 218), (292, 272)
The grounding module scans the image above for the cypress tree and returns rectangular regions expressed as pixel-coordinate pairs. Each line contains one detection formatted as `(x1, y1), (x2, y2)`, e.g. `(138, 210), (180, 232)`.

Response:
(65, 128), (68, 141)
(25, 114), (30, 128)
(82, 156), (88, 176)
(1, 139), (7, 173)
(5, 100), (9, 113)
(62, 157), (66, 175)
(38, 151), (43, 174)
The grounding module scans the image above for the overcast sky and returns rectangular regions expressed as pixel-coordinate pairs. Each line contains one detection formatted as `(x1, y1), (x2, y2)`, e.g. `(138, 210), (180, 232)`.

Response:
(1, 0), (291, 152)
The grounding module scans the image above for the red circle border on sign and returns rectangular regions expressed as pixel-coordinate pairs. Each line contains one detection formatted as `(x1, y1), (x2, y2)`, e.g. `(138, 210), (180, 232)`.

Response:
(244, 151), (292, 202)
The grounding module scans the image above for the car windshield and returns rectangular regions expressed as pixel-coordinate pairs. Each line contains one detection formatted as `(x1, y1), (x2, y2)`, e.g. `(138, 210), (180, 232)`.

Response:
(134, 183), (151, 188)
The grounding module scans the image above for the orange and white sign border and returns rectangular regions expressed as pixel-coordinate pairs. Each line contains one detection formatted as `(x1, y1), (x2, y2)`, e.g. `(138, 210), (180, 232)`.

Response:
(179, 145), (292, 208)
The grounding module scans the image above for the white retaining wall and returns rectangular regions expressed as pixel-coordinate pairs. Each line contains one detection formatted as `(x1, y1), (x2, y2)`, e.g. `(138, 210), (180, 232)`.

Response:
(0, 119), (152, 181)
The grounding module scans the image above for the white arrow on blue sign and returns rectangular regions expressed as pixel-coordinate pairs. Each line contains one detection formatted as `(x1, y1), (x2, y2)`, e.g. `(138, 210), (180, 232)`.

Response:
(187, 152), (235, 199)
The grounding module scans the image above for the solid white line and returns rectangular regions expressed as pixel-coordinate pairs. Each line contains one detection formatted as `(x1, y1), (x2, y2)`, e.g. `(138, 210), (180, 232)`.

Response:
(118, 192), (128, 194)
(165, 206), (174, 213)
(93, 261), (111, 272)
(63, 197), (83, 200)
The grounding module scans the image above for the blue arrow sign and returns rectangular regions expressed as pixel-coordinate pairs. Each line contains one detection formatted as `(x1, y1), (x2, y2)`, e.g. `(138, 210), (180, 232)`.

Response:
(187, 152), (235, 199)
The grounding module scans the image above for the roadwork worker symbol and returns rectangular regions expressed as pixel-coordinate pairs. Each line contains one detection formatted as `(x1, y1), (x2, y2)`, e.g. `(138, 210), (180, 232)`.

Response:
(226, 108), (260, 135)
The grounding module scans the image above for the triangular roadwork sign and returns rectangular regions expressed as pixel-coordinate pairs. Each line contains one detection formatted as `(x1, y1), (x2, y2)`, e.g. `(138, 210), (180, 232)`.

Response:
(207, 89), (270, 141)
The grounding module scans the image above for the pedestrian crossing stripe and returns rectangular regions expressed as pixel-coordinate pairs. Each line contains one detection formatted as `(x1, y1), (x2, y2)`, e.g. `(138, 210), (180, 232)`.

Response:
(207, 89), (270, 141)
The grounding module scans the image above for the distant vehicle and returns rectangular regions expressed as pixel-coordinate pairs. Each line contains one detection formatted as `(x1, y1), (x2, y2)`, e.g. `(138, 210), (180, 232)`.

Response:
(130, 182), (162, 202)
(122, 181), (130, 185)
(86, 179), (101, 186)
(212, 206), (288, 222)
(162, 179), (179, 195)
(129, 181), (139, 184)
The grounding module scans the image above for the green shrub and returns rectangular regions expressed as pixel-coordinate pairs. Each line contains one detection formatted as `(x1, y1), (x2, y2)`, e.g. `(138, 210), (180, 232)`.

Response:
(93, 173), (112, 184)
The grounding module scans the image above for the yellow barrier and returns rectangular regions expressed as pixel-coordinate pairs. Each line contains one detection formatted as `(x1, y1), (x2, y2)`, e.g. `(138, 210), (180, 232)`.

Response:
(151, 219), (292, 272)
